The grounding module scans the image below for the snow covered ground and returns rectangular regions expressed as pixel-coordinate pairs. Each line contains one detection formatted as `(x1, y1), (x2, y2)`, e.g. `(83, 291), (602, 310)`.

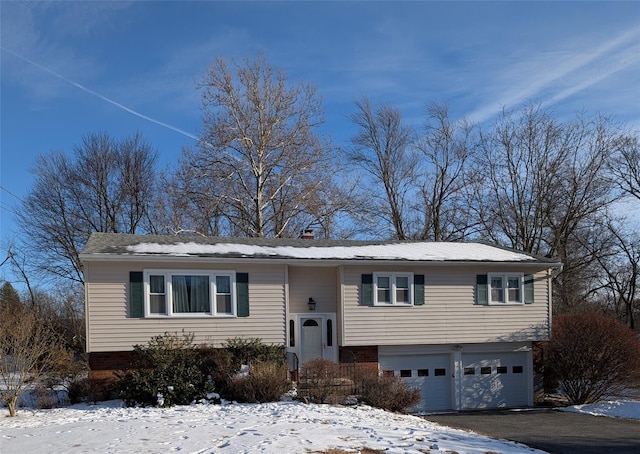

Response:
(2, 400), (638, 454)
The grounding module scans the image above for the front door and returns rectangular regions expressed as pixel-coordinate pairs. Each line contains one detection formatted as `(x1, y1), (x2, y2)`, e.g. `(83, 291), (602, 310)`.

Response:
(299, 317), (323, 365)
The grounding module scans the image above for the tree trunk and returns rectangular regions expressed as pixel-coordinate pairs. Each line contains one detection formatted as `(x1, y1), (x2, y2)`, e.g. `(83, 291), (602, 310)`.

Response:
(7, 395), (18, 417)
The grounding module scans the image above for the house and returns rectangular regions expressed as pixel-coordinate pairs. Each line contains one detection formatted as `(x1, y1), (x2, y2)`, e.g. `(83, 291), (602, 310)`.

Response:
(80, 232), (561, 411)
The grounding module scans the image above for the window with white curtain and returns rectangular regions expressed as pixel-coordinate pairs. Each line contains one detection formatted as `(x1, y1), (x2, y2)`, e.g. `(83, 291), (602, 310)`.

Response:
(144, 270), (236, 316)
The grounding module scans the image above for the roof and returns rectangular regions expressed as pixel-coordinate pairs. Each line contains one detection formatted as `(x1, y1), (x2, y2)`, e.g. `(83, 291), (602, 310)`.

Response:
(80, 233), (561, 266)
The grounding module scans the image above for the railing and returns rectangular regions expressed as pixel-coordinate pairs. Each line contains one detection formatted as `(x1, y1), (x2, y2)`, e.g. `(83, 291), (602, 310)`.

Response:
(286, 351), (299, 381)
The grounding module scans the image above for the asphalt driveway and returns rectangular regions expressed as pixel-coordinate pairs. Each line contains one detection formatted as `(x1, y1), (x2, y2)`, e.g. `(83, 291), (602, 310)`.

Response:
(424, 408), (640, 454)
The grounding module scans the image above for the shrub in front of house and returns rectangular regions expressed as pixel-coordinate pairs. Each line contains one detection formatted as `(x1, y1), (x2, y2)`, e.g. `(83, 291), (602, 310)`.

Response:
(116, 334), (291, 406)
(227, 360), (291, 403)
(298, 358), (350, 404)
(545, 312), (640, 405)
(223, 337), (287, 368)
(199, 338), (289, 402)
(116, 331), (215, 407)
(355, 367), (421, 413)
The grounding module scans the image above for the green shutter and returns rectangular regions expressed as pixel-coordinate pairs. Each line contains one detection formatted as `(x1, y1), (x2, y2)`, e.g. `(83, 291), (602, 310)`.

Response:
(361, 274), (373, 306)
(476, 274), (488, 305)
(414, 274), (425, 306)
(524, 274), (534, 304)
(236, 272), (249, 317)
(129, 271), (144, 318)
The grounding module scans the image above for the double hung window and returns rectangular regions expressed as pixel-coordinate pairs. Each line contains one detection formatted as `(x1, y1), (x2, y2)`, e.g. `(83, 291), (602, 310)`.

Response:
(488, 273), (523, 304)
(373, 273), (413, 306)
(144, 270), (235, 317)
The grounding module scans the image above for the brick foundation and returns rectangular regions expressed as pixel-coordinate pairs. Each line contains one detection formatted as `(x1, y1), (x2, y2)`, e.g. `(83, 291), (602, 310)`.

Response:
(86, 351), (136, 400)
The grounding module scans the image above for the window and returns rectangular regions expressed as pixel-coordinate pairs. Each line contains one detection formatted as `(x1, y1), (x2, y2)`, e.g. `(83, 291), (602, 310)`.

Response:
(149, 275), (166, 314)
(373, 273), (413, 305)
(144, 270), (236, 317)
(480, 366), (492, 375)
(215, 275), (232, 314)
(289, 320), (295, 347)
(497, 366), (508, 374)
(418, 369), (429, 377)
(512, 365), (524, 374)
(488, 273), (523, 304)
(464, 367), (475, 375)
(400, 370), (412, 377)
(434, 368), (446, 376)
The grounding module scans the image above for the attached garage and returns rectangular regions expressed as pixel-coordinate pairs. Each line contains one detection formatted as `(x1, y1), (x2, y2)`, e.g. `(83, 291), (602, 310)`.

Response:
(378, 344), (533, 412)
(379, 352), (452, 411)
(460, 351), (529, 409)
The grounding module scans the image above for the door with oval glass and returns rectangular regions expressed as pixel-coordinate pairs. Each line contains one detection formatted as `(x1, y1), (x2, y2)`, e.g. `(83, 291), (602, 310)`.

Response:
(299, 317), (324, 365)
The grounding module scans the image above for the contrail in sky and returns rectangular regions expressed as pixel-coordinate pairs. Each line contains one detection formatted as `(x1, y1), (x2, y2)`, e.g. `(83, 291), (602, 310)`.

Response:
(1, 46), (200, 142)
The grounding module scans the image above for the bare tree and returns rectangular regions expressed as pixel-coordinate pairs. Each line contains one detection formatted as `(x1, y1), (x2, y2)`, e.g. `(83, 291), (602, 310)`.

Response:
(0, 301), (60, 416)
(545, 114), (626, 311)
(186, 53), (343, 238)
(611, 136), (640, 202)
(471, 105), (566, 254)
(588, 220), (640, 329)
(471, 106), (627, 312)
(347, 97), (418, 239)
(415, 102), (478, 241)
(155, 161), (228, 237)
(17, 132), (159, 283)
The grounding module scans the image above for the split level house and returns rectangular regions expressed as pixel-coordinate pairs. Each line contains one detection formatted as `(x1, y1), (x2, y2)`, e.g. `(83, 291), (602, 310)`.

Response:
(80, 232), (561, 412)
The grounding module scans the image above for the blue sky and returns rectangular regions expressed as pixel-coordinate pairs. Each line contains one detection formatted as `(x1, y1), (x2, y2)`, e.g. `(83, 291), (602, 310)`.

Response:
(1, 1), (639, 254)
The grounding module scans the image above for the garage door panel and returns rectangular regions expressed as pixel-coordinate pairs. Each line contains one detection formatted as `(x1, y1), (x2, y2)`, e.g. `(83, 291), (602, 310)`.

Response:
(379, 353), (452, 411)
(461, 352), (528, 409)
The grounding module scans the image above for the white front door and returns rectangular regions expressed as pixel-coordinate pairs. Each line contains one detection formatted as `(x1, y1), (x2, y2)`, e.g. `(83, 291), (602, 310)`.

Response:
(299, 317), (323, 365)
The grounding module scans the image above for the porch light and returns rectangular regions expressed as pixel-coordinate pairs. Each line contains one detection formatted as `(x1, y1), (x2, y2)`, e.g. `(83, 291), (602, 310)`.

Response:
(308, 297), (316, 311)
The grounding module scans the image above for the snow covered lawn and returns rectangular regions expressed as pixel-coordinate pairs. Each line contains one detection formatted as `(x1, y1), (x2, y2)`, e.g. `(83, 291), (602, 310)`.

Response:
(1, 400), (545, 453)
(2, 400), (638, 454)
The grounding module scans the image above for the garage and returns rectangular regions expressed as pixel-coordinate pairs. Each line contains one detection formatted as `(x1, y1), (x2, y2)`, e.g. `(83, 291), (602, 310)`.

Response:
(460, 352), (529, 409)
(378, 345), (532, 412)
(378, 352), (452, 411)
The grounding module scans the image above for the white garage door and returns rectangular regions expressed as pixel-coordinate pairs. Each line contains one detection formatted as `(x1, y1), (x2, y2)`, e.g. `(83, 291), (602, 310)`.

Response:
(379, 353), (452, 411)
(461, 352), (528, 409)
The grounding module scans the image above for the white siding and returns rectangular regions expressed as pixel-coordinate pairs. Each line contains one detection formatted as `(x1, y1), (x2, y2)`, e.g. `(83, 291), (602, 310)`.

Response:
(342, 265), (550, 346)
(85, 261), (286, 352)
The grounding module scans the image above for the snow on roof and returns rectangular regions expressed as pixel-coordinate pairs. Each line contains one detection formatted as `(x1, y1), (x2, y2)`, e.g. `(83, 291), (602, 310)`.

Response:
(125, 241), (539, 262)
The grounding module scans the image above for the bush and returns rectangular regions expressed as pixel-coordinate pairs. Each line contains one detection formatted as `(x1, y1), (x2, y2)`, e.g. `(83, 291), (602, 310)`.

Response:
(299, 358), (349, 404)
(43, 347), (89, 404)
(66, 377), (91, 404)
(545, 312), (640, 404)
(227, 361), (290, 403)
(115, 332), (215, 407)
(223, 337), (286, 368)
(199, 346), (235, 397)
(199, 338), (287, 401)
(355, 368), (421, 413)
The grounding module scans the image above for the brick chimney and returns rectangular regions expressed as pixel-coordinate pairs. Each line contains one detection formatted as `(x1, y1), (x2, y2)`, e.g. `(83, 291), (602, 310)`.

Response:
(301, 229), (314, 240)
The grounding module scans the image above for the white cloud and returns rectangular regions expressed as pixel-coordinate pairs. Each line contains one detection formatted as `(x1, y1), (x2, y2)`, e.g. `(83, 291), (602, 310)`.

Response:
(467, 24), (640, 124)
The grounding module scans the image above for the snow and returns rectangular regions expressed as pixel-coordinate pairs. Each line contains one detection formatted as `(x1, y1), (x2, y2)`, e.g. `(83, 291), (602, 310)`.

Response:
(126, 241), (539, 262)
(1, 400), (545, 454)
(562, 400), (640, 419)
(3, 400), (638, 454)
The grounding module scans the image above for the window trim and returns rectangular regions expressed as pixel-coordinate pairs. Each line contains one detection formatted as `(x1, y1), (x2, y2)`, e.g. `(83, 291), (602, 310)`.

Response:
(372, 272), (414, 306)
(143, 270), (237, 318)
(487, 273), (524, 305)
